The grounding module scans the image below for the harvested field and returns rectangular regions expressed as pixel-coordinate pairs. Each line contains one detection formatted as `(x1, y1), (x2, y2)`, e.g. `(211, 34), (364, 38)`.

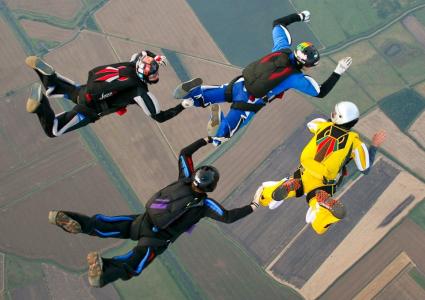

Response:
(409, 110), (425, 148)
(0, 18), (36, 93)
(355, 252), (411, 300)
(403, 15), (425, 49)
(375, 270), (425, 300)
(20, 20), (76, 43)
(95, 0), (227, 62)
(319, 219), (425, 300)
(414, 80), (425, 98)
(5, 0), (82, 20)
(43, 264), (120, 300)
(357, 108), (425, 179)
(271, 159), (400, 288)
(221, 120), (317, 265)
(302, 170), (425, 300)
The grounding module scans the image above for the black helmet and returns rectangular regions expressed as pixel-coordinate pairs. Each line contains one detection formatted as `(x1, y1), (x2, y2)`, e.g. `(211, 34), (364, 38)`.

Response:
(136, 55), (159, 83)
(294, 42), (320, 67)
(192, 166), (219, 193)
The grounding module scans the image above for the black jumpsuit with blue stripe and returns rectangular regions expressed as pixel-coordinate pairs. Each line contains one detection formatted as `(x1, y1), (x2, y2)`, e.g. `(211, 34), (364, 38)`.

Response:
(64, 138), (253, 286)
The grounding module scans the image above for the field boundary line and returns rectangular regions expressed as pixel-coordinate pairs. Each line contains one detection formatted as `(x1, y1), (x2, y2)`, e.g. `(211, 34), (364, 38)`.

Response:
(353, 251), (412, 300)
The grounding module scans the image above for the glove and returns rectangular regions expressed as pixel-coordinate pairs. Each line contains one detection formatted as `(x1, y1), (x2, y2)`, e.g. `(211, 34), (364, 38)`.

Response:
(299, 10), (311, 22)
(251, 186), (262, 211)
(154, 55), (167, 67)
(181, 98), (194, 108)
(334, 57), (352, 75)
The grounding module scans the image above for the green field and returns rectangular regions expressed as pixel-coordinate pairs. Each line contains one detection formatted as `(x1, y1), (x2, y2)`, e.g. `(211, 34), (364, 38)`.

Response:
(409, 267), (425, 290)
(173, 222), (303, 300)
(293, 0), (424, 48)
(372, 22), (425, 85)
(414, 5), (425, 25)
(307, 57), (375, 114)
(330, 41), (405, 101)
(409, 199), (425, 230)
(379, 88), (425, 130)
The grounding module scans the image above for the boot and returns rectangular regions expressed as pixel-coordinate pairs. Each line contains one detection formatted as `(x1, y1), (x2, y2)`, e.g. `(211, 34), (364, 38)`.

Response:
(173, 77), (202, 99)
(87, 252), (103, 287)
(48, 211), (82, 234)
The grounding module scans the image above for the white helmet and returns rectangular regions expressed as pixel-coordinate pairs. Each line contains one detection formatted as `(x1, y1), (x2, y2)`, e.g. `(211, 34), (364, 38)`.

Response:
(331, 101), (359, 125)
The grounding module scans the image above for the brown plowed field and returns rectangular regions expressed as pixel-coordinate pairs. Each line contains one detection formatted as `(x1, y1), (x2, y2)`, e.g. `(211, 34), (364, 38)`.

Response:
(0, 18), (36, 93)
(357, 108), (425, 179)
(21, 20), (76, 43)
(375, 270), (425, 300)
(303, 170), (425, 299)
(409, 110), (425, 148)
(320, 219), (425, 300)
(5, 0), (81, 20)
(95, 0), (227, 62)
(403, 15), (425, 49)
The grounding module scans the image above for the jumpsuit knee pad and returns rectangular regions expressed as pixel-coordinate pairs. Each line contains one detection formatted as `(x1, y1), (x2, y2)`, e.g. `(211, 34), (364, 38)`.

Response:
(307, 198), (346, 235)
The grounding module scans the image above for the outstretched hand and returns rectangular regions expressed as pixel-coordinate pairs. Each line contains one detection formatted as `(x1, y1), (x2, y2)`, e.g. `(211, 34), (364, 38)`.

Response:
(372, 130), (386, 147)
(251, 186), (262, 211)
(182, 98), (194, 108)
(299, 10), (311, 22)
(334, 57), (352, 75)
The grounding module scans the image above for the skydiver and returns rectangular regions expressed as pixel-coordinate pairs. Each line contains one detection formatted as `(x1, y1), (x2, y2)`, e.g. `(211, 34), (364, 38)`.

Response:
(254, 101), (386, 234)
(48, 137), (260, 287)
(25, 51), (193, 137)
(174, 11), (352, 146)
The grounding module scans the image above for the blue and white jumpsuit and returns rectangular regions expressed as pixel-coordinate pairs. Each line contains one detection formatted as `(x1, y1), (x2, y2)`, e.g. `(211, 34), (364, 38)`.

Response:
(183, 13), (341, 145)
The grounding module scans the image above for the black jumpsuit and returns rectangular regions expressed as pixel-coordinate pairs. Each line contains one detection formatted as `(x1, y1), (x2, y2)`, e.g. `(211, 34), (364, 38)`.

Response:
(62, 138), (253, 286)
(32, 51), (185, 137)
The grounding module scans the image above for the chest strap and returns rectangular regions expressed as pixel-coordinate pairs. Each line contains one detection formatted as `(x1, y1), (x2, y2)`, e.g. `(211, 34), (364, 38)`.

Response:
(224, 75), (242, 102)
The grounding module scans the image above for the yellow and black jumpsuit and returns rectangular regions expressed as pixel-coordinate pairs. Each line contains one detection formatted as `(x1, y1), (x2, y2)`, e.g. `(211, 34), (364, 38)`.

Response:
(258, 118), (377, 234)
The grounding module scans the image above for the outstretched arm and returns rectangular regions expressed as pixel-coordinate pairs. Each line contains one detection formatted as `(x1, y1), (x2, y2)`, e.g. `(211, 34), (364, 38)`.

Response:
(314, 57), (353, 98)
(203, 198), (254, 224)
(354, 131), (386, 175)
(178, 138), (210, 179)
(151, 104), (185, 123)
(272, 11), (309, 51)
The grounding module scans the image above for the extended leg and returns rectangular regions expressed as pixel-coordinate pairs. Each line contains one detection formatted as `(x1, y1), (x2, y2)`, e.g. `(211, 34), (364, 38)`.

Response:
(49, 210), (138, 238)
(174, 79), (229, 107)
(25, 56), (80, 102)
(306, 190), (346, 235)
(27, 83), (94, 137)
(87, 241), (167, 287)
(209, 108), (256, 146)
